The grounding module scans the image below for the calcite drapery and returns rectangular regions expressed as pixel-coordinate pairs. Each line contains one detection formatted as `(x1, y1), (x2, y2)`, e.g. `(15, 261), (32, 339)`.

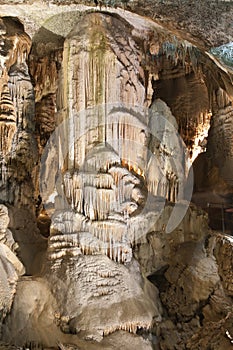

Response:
(33, 12), (196, 343)
(40, 13), (189, 267)
(0, 17), (37, 207)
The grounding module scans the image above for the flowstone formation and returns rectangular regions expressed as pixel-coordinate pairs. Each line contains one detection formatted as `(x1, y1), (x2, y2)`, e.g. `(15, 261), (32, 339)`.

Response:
(0, 205), (24, 332)
(0, 2), (233, 350)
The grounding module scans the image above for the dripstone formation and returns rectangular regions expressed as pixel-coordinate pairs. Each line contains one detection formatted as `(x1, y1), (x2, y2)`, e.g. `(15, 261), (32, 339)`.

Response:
(0, 2), (233, 349)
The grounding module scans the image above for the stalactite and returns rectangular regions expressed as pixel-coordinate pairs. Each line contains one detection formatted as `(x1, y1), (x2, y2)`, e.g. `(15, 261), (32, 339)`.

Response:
(0, 123), (16, 156)
(48, 16), (197, 269)
(48, 228), (132, 264)
(0, 84), (16, 122)
(102, 320), (152, 337)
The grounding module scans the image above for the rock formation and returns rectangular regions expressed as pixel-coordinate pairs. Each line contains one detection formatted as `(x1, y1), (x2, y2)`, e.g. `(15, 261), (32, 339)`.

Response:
(0, 1), (232, 349)
(0, 205), (24, 333)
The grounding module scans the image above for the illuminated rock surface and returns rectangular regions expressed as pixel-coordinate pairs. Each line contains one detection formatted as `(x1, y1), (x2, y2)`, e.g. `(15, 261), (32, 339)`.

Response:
(0, 2), (232, 349)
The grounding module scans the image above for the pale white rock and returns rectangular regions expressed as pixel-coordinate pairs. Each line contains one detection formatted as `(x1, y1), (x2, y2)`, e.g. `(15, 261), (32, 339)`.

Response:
(0, 205), (25, 330)
(47, 254), (162, 342)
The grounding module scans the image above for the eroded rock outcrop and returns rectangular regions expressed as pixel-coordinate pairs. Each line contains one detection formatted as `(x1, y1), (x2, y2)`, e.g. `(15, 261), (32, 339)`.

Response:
(214, 233), (233, 296)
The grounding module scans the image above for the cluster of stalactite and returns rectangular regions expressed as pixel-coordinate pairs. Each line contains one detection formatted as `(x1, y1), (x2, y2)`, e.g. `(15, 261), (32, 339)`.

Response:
(41, 13), (203, 267)
(0, 17), (37, 206)
(48, 231), (133, 264)
(208, 89), (233, 162)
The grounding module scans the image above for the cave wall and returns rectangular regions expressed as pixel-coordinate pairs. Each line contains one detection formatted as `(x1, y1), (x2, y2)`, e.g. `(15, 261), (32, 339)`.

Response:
(0, 17), (37, 207)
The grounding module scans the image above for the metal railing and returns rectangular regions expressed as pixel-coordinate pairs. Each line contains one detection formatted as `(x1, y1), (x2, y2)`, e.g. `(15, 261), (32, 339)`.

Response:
(207, 202), (233, 233)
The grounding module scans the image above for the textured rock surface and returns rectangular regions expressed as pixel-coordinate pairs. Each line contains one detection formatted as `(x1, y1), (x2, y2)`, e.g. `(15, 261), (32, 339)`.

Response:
(0, 1), (232, 349)
(186, 312), (233, 350)
(0, 1), (233, 48)
(47, 255), (161, 342)
(214, 234), (233, 296)
(0, 205), (24, 332)
(0, 17), (37, 207)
